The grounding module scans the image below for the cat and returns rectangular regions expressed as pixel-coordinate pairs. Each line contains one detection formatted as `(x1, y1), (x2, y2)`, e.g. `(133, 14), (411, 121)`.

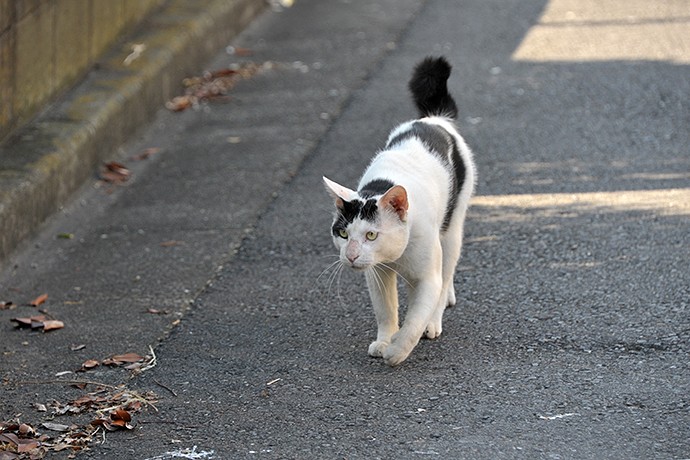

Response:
(323, 56), (477, 366)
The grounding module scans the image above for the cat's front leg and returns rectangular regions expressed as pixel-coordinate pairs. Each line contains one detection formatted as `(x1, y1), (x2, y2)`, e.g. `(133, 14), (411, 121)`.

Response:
(365, 267), (399, 358)
(384, 276), (442, 366)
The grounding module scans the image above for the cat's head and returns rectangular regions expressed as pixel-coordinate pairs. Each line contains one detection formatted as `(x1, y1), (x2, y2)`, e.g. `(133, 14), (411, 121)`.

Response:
(323, 176), (409, 271)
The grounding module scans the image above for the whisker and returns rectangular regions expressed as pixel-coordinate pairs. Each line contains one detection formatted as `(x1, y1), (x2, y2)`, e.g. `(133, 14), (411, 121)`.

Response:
(317, 258), (342, 284)
(378, 262), (412, 288)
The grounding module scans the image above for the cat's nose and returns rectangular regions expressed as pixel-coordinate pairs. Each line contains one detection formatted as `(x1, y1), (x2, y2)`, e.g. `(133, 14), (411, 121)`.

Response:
(347, 254), (359, 264)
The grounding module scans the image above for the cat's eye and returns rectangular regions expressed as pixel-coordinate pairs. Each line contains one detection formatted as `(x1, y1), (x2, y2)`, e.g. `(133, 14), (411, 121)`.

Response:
(366, 231), (378, 241)
(338, 229), (348, 239)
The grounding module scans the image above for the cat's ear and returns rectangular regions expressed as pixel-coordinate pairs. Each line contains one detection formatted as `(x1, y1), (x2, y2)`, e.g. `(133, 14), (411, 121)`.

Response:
(323, 176), (357, 209)
(380, 185), (408, 221)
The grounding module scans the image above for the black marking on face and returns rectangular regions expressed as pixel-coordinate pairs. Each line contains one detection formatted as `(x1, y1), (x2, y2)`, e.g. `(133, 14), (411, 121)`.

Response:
(359, 179), (394, 199)
(360, 199), (378, 221)
(331, 197), (380, 237)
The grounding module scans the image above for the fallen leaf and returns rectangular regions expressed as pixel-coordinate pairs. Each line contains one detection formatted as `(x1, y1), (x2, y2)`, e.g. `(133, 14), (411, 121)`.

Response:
(226, 46), (253, 56)
(32, 403), (47, 412)
(165, 95), (193, 112)
(159, 240), (183, 247)
(11, 314), (64, 332)
(102, 352), (145, 366)
(113, 408), (131, 423)
(41, 422), (70, 432)
(16, 438), (40, 453)
(112, 352), (145, 363)
(80, 359), (100, 370)
(17, 424), (34, 436)
(0, 301), (14, 310)
(167, 62), (263, 112)
(100, 161), (131, 184)
(130, 147), (161, 161)
(30, 293), (48, 307)
(42, 320), (65, 331)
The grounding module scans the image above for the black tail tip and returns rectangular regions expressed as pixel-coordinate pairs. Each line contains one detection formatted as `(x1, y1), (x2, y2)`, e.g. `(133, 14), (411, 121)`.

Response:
(413, 56), (452, 81)
(409, 56), (458, 119)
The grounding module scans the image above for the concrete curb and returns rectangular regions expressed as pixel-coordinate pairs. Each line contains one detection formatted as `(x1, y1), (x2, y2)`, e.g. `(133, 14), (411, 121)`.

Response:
(0, 0), (266, 266)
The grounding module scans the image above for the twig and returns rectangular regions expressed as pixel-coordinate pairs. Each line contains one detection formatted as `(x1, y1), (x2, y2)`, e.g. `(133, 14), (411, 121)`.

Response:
(136, 345), (158, 374)
(15, 379), (121, 390)
(153, 379), (177, 397)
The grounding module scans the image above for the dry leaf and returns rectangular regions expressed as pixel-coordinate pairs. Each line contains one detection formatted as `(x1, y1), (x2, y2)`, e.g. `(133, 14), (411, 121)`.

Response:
(17, 424), (34, 436)
(42, 320), (64, 331)
(102, 353), (145, 366)
(29, 293), (48, 307)
(11, 314), (64, 332)
(160, 240), (183, 247)
(111, 353), (144, 363)
(81, 359), (100, 370)
(130, 147), (161, 161)
(0, 301), (14, 310)
(100, 161), (131, 184)
(32, 403), (47, 412)
(167, 62), (262, 112)
(41, 422), (70, 432)
(165, 95), (193, 112)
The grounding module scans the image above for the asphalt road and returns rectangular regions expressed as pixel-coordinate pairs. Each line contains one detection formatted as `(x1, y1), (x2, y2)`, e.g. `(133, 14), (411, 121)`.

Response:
(2, 0), (689, 459)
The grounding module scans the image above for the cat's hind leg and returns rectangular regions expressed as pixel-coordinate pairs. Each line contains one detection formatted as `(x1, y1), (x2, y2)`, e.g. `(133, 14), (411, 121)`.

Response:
(365, 266), (399, 357)
(424, 211), (466, 339)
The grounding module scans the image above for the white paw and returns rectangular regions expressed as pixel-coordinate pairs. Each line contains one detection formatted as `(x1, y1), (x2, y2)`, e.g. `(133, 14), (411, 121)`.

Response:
(383, 342), (412, 366)
(382, 332), (416, 366)
(424, 321), (442, 339)
(368, 340), (389, 357)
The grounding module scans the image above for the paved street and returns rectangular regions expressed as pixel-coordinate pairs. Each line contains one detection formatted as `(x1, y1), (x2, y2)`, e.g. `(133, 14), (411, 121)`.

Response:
(2, 0), (689, 458)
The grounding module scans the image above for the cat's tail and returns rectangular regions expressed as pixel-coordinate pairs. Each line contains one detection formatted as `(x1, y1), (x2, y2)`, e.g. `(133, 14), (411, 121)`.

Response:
(408, 56), (458, 119)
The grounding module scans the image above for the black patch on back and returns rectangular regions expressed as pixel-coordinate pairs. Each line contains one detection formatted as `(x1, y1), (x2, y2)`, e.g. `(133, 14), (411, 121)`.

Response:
(385, 121), (466, 232)
(359, 179), (394, 199)
(444, 135), (466, 230)
(386, 122), (449, 159)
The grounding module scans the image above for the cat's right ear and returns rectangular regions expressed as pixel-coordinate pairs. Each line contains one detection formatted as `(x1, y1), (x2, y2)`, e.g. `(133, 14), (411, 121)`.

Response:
(323, 176), (356, 209)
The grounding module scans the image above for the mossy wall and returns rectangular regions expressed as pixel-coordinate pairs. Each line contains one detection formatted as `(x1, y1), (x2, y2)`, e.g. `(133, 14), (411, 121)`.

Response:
(0, 0), (165, 142)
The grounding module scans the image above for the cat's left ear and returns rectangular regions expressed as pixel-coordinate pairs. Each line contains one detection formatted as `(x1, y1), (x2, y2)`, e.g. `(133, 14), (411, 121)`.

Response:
(323, 176), (357, 209)
(380, 185), (408, 221)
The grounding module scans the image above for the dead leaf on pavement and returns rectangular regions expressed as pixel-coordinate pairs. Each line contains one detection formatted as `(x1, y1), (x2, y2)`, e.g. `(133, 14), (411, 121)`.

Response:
(91, 408), (135, 431)
(41, 320), (64, 332)
(29, 294), (48, 307)
(130, 147), (161, 161)
(80, 360), (100, 371)
(11, 315), (64, 332)
(160, 240), (183, 247)
(166, 61), (264, 112)
(103, 353), (145, 365)
(41, 422), (70, 433)
(99, 161), (131, 184)
(0, 301), (14, 310)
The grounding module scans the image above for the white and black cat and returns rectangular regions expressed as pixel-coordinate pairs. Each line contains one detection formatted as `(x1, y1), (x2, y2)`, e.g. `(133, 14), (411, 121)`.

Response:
(323, 56), (477, 366)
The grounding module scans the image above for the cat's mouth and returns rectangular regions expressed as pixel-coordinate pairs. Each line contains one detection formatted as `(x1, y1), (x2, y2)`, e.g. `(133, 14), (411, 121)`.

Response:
(349, 262), (369, 271)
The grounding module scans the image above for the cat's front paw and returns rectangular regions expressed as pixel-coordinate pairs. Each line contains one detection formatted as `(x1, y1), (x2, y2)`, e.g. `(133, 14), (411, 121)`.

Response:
(382, 342), (413, 366)
(424, 321), (442, 339)
(368, 340), (389, 357)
